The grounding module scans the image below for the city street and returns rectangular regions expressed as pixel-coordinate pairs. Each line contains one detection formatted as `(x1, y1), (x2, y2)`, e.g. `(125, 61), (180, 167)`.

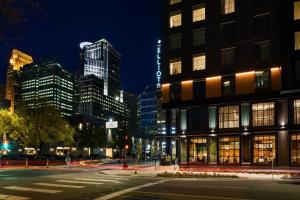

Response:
(0, 168), (300, 200)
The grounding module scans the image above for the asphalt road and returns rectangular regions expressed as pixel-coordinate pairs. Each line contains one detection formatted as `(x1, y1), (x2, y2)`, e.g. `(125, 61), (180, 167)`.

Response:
(0, 169), (300, 200)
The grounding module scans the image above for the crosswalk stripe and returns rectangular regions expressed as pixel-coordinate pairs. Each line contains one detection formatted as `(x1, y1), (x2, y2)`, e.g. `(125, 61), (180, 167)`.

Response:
(0, 194), (30, 200)
(4, 186), (61, 194)
(34, 183), (86, 189)
(90, 177), (129, 181)
(75, 178), (121, 184)
(56, 180), (104, 185)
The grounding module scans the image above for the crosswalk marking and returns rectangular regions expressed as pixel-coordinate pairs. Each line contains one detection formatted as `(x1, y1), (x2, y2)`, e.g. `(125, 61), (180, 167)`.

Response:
(4, 186), (61, 194)
(56, 180), (104, 185)
(0, 194), (30, 200)
(75, 178), (121, 184)
(90, 176), (129, 181)
(34, 183), (86, 189)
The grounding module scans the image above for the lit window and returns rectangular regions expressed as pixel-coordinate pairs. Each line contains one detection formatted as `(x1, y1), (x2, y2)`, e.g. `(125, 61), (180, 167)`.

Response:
(170, 11), (182, 28)
(219, 106), (239, 129)
(255, 70), (270, 89)
(193, 54), (206, 71)
(221, 0), (235, 14)
(188, 137), (208, 163)
(294, 1), (300, 20)
(295, 31), (300, 50)
(221, 47), (235, 66)
(169, 33), (181, 50)
(219, 136), (240, 164)
(193, 29), (205, 45)
(169, 59), (182, 75)
(253, 135), (276, 164)
(169, 0), (181, 5)
(252, 102), (275, 127)
(193, 5), (205, 22)
(291, 133), (300, 165)
(294, 100), (300, 124)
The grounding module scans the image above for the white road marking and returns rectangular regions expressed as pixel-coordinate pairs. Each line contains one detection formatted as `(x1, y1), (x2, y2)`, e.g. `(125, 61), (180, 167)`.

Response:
(34, 183), (86, 189)
(4, 186), (61, 194)
(94, 180), (167, 200)
(56, 180), (104, 185)
(191, 185), (249, 190)
(75, 178), (121, 184)
(131, 191), (254, 200)
(0, 194), (30, 200)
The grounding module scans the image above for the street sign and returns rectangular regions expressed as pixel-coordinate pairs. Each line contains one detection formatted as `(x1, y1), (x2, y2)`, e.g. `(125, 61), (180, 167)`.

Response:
(106, 121), (118, 129)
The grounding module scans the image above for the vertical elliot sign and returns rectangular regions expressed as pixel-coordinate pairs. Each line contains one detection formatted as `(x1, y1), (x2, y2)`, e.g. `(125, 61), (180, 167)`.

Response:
(156, 39), (162, 88)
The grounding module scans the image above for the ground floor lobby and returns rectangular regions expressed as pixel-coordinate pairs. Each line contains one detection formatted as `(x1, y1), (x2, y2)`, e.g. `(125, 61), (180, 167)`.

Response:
(155, 131), (300, 166)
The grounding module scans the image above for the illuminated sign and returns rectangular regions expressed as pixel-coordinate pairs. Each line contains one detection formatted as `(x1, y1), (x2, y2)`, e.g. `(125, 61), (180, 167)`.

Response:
(156, 40), (162, 88)
(106, 121), (118, 129)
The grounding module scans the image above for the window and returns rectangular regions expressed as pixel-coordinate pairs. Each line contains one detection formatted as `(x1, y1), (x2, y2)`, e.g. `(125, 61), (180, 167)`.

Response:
(170, 84), (181, 102)
(193, 4), (205, 22)
(169, 59), (182, 75)
(219, 136), (240, 164)
(253, 135), (276, 164)
(188, 137), (208, 163)
(294, 1), (300, 20)
(169, 34), (181, 50)
(221, 47), (235, 66)
(170, 0), (181, 5)
(291, 133), (300, 165)
(294, 100), (300, 124)
(221, 0), (235, 15)
(170, 11), (182, 28)
(222, 76), (235, 95)
(255, 70), (270, 89)
(252, 102), (275, 127)
(254, 13), (271, 35)
(193, 29), (205, 45)
(193, 54), (206, 71)
(295, 31), (300, 50)
(219, 106), (239, 129)
(221, 22), (235, 41)
(255, 41), (271, 60)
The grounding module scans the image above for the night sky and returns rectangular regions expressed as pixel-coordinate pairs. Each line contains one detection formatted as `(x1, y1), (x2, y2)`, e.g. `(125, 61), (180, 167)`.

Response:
(0, 0), (162, 94)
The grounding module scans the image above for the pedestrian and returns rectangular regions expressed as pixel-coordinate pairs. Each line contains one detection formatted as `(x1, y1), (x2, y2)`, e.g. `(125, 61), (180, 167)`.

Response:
(65, 153), (71, 167)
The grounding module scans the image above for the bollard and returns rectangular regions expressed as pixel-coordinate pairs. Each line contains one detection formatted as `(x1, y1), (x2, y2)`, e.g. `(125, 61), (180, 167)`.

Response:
(26, 158), (28, 168)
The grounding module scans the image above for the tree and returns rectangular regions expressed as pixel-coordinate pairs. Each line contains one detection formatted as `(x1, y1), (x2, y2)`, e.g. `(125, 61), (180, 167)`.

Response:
(15, 106), (75, 157)
(0, 110), (27, 141)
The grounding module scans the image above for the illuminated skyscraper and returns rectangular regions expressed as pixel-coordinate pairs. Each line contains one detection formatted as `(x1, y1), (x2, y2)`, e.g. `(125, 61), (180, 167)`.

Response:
(80, 39), (121, 98)
(5, 49), (33, 112)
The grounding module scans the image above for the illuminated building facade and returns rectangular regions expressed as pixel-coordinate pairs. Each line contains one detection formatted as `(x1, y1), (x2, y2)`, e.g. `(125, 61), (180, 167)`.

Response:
(5, 49), (33, 112)
(80, 39), (121, 98)
(19, 62), (74, 116)
(160, 0), (300, 166)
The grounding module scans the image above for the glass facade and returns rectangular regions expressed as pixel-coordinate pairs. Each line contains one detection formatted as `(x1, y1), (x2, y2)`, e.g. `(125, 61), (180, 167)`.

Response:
(219, 136), (240, 164)
(252, 102), (275, 127)
(253, 135), (276, 164)
(219, 106), (239, 129)
(188, 137), (208, 163)
(294, 100), (300, 124)
(291, 133), (300, 165)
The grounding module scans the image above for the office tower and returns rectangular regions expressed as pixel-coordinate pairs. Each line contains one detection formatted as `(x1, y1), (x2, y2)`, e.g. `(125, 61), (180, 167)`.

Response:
(5, 49), (33, 112)
(160, 0), (300, 166)
(19, 62), (74, 116)
(80, 39), (121, 97)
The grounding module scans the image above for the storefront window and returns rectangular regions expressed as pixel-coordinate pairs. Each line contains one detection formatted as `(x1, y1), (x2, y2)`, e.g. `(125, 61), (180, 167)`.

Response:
(252, 102), (275, 127)
(294, 100), (300, 124)
(188, 137), (208, 163)
(253, 135), (276, 164)
(291, 134), (300, 165)
(219, 106), (239, 129)
(219, 136), (240, 164)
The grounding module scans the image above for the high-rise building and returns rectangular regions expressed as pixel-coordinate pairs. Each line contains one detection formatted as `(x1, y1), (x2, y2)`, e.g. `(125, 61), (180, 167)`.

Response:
(160, 0), (300, 166)
(123, 92), (138, 137)
(19, 62), (74, 116)
(138, 85), (158, 139)
(6, 49), (33, 112)
(80, 39), (121, 97)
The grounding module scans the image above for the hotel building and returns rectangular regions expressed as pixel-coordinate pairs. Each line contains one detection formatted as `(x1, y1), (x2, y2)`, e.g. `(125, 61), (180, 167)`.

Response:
(159, 0), (300, 166)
